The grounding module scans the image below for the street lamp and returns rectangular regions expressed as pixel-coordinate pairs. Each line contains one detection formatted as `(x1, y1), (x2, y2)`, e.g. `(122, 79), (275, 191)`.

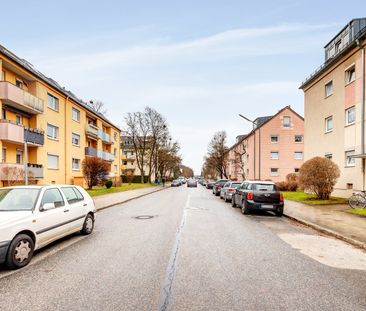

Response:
(238, 114), (261, 180)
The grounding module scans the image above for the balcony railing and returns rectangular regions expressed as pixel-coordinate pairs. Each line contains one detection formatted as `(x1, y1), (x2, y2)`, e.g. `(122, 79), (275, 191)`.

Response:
(0, 120), (44, 146)
(0, 162), (43, 180)
(0, 120), (24, 144)
(98, 129), (112, 144)
(27, 163), (44, 179)
(0, 81), (44, 114)
(85, 124), (99, 138)
(24, 128), (44, 146)
(85, 147), (115, 162)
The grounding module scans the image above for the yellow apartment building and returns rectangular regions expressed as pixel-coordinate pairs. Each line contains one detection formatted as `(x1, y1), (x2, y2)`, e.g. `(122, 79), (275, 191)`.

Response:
(0, 44), (120, 187)
(300, 18), (366, 197)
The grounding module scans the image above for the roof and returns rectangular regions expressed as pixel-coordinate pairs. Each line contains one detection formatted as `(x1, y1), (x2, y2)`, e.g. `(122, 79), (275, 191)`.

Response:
(0, 44), (120, 130)
(226, 106), (304, 154)
(300, 18), (366, 89)
(253, 116), (272, 128)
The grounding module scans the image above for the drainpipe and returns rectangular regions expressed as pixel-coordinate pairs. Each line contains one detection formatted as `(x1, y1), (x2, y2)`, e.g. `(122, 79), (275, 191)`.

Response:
(357, 39), (365, 190)
(65, 96), (69, 184)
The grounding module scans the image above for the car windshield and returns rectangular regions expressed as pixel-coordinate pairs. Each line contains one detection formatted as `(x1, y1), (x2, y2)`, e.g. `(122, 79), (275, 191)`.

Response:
(0, 188), (40, 211)
(231, 183), (241, 188)
(252, 184), (277, 191)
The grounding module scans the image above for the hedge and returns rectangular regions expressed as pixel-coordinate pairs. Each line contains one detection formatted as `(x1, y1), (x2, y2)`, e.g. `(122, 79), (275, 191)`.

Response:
(122, 175), (149, 183)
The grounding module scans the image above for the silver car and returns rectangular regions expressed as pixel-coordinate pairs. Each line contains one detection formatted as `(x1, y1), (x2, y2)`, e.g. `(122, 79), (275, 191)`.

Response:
(220, 181), (242, 202)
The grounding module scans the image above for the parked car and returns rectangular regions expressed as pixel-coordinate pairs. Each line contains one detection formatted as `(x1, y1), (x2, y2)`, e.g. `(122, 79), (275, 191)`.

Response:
(187, 179), (198, 188)
(220, 181), (242, 202)
(212, 179), (229, 196)
(206, 181), (214, 189)
(231, 181), (284, 216)
(0, 185), (96, 269)
(171, 180), (181, 187)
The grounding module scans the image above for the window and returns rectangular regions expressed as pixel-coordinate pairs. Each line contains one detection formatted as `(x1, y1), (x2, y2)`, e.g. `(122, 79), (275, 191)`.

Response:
(16, 79), (23, 89)
(347, 183), (353, 190)
(114, 132), (117, 141)
(72, 158), (80, 170)
(61, 187), (82, 204)
(48, 154), (59, 169)
(295, 135), (303, 143)
(345, 66), (356, 84)
(270, 168), (279, 176)
(0, 70), (5, 80)
(123, 161), (127, 165)
(345, 150), (355, 167)
(325, 81), (333, 97)
(294, 152), (303, 160)
(325, 153), (333, 160)
(283, 116), (291, 128)
(346, 106), (355, 125)
(47, 124), (59, 139)
(16, 150), (23, 164)
(114, 148), (117, 156)
(325, 116), (333, 133)
(270, 152), (279, 160)
(41, 188), (64, 208)
(335, 39), (341, 53)
(72, 107), (80, 122)
(47, 93), (59, 111)
(15, 115), (22, 125)
(271, 135), (279, 143)
(294, 168), (300, 173)
(72, 133), (80, 146)
(114, 165), (117, 173)
(252, 183), (277, 191)
(2, 148), (6, 163)
(2, 109), (6, 119)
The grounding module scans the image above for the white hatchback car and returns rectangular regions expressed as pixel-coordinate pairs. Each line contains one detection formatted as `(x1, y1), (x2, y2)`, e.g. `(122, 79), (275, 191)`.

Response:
(0, 185), (96, 269)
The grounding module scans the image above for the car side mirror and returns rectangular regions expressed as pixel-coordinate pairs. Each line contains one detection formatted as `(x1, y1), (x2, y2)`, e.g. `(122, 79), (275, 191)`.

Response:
(40, 202), (56, 212)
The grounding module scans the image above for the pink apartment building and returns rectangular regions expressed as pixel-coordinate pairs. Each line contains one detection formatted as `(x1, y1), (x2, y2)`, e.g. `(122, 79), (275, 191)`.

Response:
(225, 106), (304, 182)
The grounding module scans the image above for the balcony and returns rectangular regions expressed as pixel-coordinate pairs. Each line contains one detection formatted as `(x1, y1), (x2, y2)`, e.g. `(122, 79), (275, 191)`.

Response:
(0, 120), (24, 144)
(85, 147), (115, 162)
(0, 81), (44, 114)
(0, 120), (44, 146)
(27, 163), (44, 179)
(24, 128), (44, 146)
(98, 130), (112, 144)
(0, 163), (43, 181)
(85, 124), (99, 139)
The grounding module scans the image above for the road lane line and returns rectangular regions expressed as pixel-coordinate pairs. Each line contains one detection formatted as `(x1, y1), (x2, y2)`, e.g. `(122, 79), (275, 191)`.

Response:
(158, 194), (190, 311)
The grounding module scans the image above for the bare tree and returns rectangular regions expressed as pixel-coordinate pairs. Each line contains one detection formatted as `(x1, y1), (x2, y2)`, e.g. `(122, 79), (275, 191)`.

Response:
(156, 140), (181, 180)
(88, 100), (108, 116)
(125, 112), (150, 183)
(232, 140), (247, 180)
(145, 107), (169, 183)
(205, 131), (229, 179)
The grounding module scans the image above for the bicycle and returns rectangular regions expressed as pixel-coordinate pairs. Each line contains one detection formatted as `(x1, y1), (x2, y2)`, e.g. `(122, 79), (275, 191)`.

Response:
(348, 191), (366, 209)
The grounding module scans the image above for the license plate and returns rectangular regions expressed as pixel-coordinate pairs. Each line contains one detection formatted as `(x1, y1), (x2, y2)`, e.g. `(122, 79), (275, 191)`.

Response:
(262, 204), (273, 208)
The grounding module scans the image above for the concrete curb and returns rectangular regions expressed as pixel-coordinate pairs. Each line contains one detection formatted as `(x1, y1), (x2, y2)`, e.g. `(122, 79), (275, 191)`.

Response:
(284, 213), (366, 251)
(96, 186), (169, 212)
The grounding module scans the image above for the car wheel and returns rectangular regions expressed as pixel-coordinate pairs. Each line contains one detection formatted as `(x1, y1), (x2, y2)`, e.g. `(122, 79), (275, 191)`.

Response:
(81, 213), (94, 235)
(275, 209), (283, 217)
(6, 234), (35, 269)
(241, 201), (250, 215)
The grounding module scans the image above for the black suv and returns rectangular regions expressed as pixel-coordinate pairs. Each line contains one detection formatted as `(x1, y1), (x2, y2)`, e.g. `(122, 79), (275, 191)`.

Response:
(231, 181), (284, 216)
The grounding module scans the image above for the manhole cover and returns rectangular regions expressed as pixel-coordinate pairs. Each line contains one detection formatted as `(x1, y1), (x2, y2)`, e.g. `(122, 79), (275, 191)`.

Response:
(134, 215), (154, 220)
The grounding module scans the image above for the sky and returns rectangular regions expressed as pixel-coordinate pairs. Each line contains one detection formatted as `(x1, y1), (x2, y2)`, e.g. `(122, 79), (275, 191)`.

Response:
(2, 0), (366, 173)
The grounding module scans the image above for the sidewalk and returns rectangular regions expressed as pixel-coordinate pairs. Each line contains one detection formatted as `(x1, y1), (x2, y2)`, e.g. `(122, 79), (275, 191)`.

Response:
(93, 185), (168, 211)
(284, 200), (366, 249)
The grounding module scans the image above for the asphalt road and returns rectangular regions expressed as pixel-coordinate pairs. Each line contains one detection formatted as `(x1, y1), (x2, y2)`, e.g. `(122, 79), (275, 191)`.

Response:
(0, 186), (366, 311)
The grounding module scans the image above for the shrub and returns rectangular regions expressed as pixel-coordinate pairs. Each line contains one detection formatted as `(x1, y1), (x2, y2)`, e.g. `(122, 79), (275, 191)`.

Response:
(286, 173), (298, 183)
(299, 157), (340, 200)
(82, 157), (110, 190)
(105, 180), (113, 189)
(276, 181), (298, 192)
